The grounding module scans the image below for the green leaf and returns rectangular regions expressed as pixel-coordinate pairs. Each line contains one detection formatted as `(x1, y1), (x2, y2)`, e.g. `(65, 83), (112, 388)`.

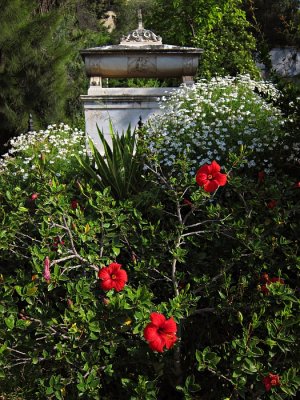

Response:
(32, 356), (39, 365)
(89, 321), (101, 332)
(4, 315), (15, 330)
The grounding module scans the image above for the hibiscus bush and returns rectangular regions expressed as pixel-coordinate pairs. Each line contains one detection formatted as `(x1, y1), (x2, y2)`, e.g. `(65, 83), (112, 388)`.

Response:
(0, 79), (299, 399)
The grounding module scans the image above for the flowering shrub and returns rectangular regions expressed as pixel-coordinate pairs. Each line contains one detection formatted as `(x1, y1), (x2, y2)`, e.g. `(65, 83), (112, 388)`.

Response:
(0, 103), (299, 398)
(0, 123), (86, 183)
(145, 75), (285, 174)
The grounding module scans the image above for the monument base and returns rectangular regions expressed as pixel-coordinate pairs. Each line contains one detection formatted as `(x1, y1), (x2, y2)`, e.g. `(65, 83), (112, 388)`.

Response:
(81, 87), (176, 151)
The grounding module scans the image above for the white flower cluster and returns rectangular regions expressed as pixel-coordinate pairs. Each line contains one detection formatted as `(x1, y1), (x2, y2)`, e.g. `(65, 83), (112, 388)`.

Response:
(145, 75), (285, 174)
(0, 123), (86, 179)
(287, 141), (300, 165)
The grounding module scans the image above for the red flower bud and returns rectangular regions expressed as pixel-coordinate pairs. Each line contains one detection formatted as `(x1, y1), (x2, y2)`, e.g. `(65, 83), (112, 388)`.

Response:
(43, 256), (51, 283)
(67, 299), (73, 309)
(267, 200), (277, 209)
(30, 193), (39, 201)
(71, 199), (78, 210)
(102, 297), (110, 305)
(183, 198), (193, 206)
(258, 171), (265, 183)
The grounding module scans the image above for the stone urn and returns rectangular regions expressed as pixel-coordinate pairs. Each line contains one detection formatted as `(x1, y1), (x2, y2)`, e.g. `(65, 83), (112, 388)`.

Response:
(80, 11), (203, 150)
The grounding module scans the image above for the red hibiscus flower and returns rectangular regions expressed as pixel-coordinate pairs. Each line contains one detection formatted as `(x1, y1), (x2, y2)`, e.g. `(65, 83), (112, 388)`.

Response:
(196, 160), (227, 193)
(143, 312), (177, 353)
(260, 274), (284, 295)
(98, 262), (128, 292)
(263, 373), (280, 391)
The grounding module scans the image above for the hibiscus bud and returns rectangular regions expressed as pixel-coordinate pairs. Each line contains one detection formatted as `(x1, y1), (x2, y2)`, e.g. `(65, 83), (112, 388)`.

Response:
(131, 252), (137, 264)
(30, 193), (39, 201)
(43, 256), (51, 283)
(67, 298), (74, 309)
(102, 297), (110, 306)
(31, 274), (38, 281)
(183, 198), (193, 207)
(71, 199), (78, 210)
(267, 200), (277, 209)
(258, 171), (265, 183)
(293, 181), (300, 188)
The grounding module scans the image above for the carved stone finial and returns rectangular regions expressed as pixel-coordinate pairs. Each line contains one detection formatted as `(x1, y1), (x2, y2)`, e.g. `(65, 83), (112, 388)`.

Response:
(120, 9), (162, 46)
(138, 9), (143, 29)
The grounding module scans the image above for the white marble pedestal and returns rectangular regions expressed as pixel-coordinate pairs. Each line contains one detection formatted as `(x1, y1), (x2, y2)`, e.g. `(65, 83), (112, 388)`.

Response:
(81, 87), (175, 151)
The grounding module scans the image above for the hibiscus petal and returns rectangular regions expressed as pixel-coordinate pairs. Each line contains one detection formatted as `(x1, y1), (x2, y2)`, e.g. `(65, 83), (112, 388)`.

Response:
(116, 269), (128, 282)
(109, 262), (122, 271)
(196, 173), (208, 187)
(214, 172), (227, 186)
(197, 164), (210, 176)
(144, 324), (158, 342)
(98, 268), (110, 280)
(203, 179), (219, 193)
(150, 312), (166, 326)
(210, 160), (221, 173)
(114, 279), (126, 292)
(100, 279), (113, 291)
(164, 334), (177, 349)
(148, 335), (165, 352)
(162, 318), (177, 334)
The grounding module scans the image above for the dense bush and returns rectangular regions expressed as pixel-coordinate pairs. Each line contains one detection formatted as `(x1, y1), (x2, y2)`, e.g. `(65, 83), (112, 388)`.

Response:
(0, 79), (299, 399)
(145, 75), (286, 175)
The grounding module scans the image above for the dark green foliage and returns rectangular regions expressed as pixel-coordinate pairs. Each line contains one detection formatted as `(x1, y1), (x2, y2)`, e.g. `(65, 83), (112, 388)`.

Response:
(78, 123), (146, 200)
(0, 87), (299, 397)
(243, 0), (300, 47)
(0, 0), (111, 153)
(0, 1), (72, 151)
(147, 0), (259, 78)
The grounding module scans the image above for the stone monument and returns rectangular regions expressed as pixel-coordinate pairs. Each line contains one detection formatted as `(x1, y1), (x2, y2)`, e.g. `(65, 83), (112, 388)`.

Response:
(80, 10), (203, 150)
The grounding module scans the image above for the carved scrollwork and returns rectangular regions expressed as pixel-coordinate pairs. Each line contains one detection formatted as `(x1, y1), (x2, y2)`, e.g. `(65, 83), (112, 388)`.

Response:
(120, 28), (162, 45)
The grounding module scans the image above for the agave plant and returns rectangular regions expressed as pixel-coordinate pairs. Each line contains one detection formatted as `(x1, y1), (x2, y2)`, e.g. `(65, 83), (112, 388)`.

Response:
(78, 122), (145, 200)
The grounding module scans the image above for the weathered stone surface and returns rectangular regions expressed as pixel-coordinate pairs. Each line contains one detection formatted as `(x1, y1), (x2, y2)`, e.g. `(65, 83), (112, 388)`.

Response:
(81, 45), (202, 78)
(81, 88), (175, 149)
